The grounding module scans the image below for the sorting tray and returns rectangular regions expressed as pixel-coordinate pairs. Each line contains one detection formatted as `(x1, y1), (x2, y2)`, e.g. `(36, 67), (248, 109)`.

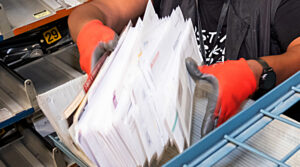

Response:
(164, 71), (300, 167)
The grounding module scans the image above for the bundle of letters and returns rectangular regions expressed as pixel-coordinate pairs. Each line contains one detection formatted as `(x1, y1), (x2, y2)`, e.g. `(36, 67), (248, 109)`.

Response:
(74, 1), (202, 166)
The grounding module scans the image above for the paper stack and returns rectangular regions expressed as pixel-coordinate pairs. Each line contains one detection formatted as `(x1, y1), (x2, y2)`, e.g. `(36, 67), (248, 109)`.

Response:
(74, 1), (202, 166)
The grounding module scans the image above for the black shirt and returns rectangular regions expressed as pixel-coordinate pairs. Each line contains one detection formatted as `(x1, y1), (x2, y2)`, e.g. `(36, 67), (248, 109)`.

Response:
(274, 0), (300, 50)
(196, 0), (300, 63)
(198, 0), (227, 64)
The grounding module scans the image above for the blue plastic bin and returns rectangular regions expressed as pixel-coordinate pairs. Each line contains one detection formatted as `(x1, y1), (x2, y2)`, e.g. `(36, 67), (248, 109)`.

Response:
(164, 71), (300, 167)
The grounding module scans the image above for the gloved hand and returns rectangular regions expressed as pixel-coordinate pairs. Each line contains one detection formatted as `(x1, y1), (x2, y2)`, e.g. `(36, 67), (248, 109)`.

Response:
(186, 58), (257, 136)
(77, 20), (118, 75)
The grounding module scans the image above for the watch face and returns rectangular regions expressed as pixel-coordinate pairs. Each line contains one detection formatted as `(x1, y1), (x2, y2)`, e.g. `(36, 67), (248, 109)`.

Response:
(261, 70), (276, 90)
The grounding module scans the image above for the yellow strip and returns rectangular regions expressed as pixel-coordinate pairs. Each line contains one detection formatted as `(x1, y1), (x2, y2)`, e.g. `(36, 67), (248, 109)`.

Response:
(33, 10), (51, 19)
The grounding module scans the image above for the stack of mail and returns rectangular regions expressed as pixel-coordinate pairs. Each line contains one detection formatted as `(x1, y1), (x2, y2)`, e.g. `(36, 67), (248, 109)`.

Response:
(74, 1), (202, 166)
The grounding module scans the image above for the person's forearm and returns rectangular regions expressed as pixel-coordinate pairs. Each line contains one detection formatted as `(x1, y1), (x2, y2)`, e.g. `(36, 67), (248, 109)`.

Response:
(68, 2), (106, 41)
(68, 0), (147, 42)
(262, 45), (300, 84)
(247, 38), (300, 87)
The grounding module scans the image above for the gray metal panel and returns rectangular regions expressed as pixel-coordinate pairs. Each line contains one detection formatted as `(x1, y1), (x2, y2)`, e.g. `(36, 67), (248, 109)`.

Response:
(0, 3), (14, 39)
(0, 64), (31, 112)
(16, 58), (74, 94)
(0, 129), (55, 167)
(50, 44), (82, 72)
(0, 0), (54, 29)
(0, 160), (6, 167)
(15, 45), (83, 95)
(0, 44), (83, 128)
(0, 88), (23, 114)
(13, 142), (44, 167)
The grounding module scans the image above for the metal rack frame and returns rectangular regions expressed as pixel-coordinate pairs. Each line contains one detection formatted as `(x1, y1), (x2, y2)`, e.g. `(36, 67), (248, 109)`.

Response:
(164, 71), (300, 167)
(49, 135), (89, 167)
(0, 44), (83, 130)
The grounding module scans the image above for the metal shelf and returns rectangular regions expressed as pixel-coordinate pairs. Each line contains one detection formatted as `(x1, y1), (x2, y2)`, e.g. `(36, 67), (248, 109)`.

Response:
(0, 44), (84, 129)
(0, 129), (55, 167)
(0, 0), (86, 40)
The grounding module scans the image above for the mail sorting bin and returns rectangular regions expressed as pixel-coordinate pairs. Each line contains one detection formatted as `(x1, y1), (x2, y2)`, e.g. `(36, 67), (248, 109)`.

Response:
(164, 71), (300, 167)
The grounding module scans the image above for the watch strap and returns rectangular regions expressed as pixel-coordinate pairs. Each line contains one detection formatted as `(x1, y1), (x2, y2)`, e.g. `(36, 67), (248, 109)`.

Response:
(252, 58), (276, 98)
(255, 58), (270, 72)
(254, 58), (276, 92)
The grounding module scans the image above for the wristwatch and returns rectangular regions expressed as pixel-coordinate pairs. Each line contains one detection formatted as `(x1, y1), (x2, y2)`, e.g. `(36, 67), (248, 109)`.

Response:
(255, 58), (277, 91)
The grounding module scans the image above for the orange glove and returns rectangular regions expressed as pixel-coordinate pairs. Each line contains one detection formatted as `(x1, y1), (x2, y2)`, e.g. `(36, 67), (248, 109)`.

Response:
(77, 20), (118, 75)
(186, 58), (257, 136)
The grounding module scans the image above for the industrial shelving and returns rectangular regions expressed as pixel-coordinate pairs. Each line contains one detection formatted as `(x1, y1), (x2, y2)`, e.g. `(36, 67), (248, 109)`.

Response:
(0, 0), (86, 40)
